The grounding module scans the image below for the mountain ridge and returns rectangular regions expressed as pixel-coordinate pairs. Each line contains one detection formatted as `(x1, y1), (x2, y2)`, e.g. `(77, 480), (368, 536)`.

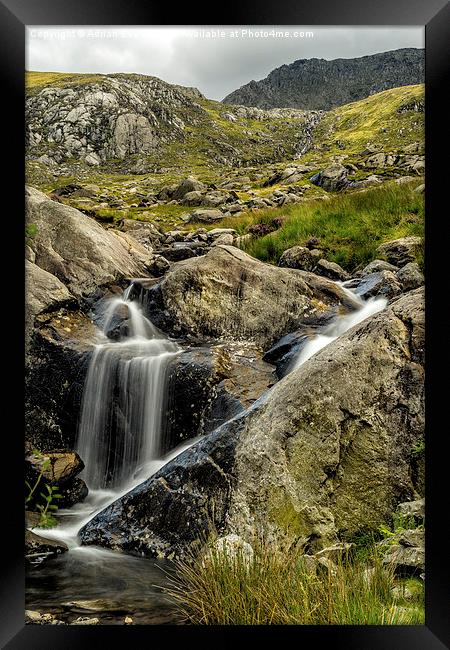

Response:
(222, 48), (424, 110)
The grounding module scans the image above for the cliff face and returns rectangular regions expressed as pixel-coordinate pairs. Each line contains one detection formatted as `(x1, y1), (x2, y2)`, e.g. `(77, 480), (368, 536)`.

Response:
(223, 48), (424, 110)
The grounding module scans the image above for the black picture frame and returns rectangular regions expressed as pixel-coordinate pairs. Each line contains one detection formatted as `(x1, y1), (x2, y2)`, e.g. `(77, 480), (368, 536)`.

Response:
(2, 0), (448, 647)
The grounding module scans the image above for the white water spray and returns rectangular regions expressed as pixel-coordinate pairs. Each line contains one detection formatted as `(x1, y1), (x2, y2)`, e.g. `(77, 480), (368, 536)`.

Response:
(289, 283), (388, 371)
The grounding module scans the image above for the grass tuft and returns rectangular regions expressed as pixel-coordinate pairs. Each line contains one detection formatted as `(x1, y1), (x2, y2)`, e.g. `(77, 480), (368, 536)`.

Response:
(223, 180), (424, 271)
(163, 536), (424, 625)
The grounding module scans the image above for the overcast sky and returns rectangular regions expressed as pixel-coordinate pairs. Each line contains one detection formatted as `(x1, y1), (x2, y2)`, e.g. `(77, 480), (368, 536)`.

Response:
(26, 26), (424, 101)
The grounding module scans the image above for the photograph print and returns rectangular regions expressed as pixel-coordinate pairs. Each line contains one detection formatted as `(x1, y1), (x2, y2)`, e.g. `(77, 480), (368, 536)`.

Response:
(24, 24), (426, 627)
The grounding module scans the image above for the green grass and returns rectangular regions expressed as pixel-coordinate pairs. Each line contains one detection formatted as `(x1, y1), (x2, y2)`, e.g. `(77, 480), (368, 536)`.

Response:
(26, 71), (106, 92)
(226, 180), (423, 271)
(164, 536), (424, 625)
(303, 84), (424, 160)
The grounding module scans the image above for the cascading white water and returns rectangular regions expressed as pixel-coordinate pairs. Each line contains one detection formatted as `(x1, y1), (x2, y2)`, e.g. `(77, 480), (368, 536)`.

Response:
(77, 292), (180, 490)
(34, 284), (201, 550)
(289, 283), (388, 371)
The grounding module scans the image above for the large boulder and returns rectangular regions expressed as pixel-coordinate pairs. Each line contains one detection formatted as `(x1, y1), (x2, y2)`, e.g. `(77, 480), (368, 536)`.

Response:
(25, 307), (96, 451)
(310, 164), (349, 192)
(80, 288), (424, 558)
(188, 209), (224, 224)
(129, 245), (360, 349)
(376, 236), (422, 268)
(396, 262), (424, 291)
(25, 260), (74, 349)
(26, 186), (151, 299)
(172, 176), (206, 201)
(278, 246), (321, 272)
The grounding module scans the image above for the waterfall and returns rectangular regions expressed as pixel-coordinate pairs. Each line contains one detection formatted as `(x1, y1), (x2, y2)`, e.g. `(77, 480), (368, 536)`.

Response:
(33, 284), (203, 549)
(76, 289), (181, 490)
(289, 283), (388, 371)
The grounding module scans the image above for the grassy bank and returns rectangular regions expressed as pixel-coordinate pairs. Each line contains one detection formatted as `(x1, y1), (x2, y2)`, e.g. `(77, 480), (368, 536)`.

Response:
(164, 538), (424, 625)
(224, 181), (424, 271)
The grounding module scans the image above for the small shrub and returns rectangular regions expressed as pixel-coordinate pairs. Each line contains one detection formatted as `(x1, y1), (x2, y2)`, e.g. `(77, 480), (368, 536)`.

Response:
(25, 450), (62, 529)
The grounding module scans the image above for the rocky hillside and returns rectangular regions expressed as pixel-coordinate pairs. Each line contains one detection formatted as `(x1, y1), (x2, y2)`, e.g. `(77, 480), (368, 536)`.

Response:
(26, 71), (321, 174)
(223, 48), (424, 110)
(25, 73), (424, 234)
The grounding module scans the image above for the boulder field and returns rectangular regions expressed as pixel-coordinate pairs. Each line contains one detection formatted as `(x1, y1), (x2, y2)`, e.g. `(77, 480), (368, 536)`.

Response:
(25, 186), (424, 561)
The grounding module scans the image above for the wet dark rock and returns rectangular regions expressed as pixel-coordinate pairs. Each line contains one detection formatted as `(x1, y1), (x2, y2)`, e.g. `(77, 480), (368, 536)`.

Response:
(79, 415), (245, 557)
(262, 312), (337, 378)
(162, 348), (222, 452)
(104, 303), (131, 341)
(162, 344), (275, 451)
(25, 328), (93, 452)
(58, 477), (89, 509)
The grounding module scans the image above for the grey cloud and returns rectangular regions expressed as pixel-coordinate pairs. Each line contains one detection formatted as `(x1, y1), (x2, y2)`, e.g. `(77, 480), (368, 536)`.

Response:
(26, 27), (424, 101)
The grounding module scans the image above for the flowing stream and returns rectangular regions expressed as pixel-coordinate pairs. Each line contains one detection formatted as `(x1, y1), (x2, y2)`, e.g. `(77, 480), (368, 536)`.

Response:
(26, 279), (388, 623)
(27, 284), (199, 623)
(289, 283), (387, 372)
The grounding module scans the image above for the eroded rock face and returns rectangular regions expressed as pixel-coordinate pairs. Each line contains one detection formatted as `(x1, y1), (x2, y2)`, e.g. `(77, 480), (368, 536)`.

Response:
(132, 245), (360, 349)
(25, 308), (97, 451)
(26, 186), (150, 299)
(80, 288), (424, 558)
(162, 343), (275, 452)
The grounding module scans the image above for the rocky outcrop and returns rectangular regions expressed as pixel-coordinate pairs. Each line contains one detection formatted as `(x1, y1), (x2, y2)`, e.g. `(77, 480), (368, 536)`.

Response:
(26, 73), (319, 171)
(381, 529), (425, 576)
(25, 306), (98, 451)
(129, 245), (360, 348)
(26, 186), (151, 300)
(223, 48), (424, 110)
(80, 288), (424, 558)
